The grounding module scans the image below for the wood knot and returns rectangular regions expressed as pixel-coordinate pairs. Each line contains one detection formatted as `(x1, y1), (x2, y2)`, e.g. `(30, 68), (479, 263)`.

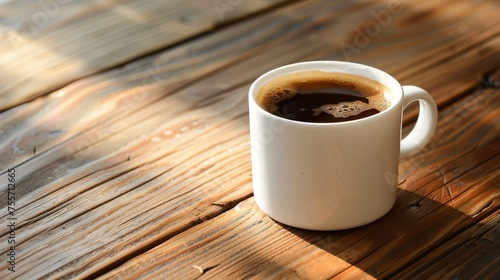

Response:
(410, 201), (423, 208)
(480, 73), (500, 89)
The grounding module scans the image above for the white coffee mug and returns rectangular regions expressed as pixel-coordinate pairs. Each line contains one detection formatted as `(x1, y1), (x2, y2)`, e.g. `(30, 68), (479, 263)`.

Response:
(248, 61), (437, 230)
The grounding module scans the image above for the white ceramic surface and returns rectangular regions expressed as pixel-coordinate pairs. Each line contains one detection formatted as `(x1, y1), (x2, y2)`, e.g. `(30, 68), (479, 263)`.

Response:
(249, 61), (437, 230)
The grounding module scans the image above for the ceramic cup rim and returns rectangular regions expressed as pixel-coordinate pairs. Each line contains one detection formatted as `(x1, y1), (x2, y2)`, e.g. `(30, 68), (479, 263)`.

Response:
(249, 61), (403, 126)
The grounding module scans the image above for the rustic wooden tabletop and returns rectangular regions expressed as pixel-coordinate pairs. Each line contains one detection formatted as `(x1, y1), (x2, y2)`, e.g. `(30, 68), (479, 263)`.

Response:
(0, 0), (498, 279)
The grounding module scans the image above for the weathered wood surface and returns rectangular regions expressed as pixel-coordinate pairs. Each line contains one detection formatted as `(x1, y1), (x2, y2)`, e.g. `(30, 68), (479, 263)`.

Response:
(0, 0), (498, 279)
(0, 0), (290, 111)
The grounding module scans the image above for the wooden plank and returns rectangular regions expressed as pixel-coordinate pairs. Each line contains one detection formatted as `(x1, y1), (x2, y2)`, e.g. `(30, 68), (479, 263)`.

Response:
(97, 80), (500, 279)
(0, 85), (255, 279)
(0, 0), (292, 111)
(0, 0), (498, 278)
(392, 210), (499, 279)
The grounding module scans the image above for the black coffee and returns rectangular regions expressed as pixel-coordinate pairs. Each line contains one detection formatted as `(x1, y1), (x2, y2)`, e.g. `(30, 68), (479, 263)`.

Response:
(257, 71), (391, 123)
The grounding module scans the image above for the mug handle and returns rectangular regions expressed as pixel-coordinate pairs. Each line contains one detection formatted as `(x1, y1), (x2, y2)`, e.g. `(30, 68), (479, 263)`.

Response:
(400, 86), (438, 158)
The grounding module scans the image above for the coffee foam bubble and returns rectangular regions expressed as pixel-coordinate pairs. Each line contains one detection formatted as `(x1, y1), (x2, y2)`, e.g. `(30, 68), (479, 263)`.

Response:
(258, 85), (297, 113)
(257, 70), (391, 117)
(312, 95), (391, 118)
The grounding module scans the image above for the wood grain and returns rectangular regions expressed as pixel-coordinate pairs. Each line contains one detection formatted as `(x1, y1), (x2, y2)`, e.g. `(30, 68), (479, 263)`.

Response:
(0, 0), (498, 279)
(0, 0), (290, 111)
(393, 209), (499, 279)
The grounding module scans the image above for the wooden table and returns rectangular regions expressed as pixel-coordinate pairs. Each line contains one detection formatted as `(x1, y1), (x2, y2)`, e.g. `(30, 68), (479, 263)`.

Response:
(0, 0), (498, 279)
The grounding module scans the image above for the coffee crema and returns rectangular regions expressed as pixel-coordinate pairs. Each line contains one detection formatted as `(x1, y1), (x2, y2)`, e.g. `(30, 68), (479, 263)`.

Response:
(257, 71), (391, 123)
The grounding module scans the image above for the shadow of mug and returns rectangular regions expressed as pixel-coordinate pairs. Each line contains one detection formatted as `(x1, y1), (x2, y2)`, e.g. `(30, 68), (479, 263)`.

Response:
(275, 188), (496, 279)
